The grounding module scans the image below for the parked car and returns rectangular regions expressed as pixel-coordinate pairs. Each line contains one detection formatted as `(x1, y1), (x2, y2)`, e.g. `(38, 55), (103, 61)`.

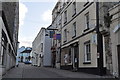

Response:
(24, 61), (31, 64)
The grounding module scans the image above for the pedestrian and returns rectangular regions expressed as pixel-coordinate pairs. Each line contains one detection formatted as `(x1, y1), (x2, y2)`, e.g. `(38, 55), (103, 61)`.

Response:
(16, 64), (19, 67)
(64, 53), (68, 65)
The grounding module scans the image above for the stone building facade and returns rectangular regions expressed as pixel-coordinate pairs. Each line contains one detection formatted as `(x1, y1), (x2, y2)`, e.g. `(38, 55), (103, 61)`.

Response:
(108, 3), (120, 77)
(0, 1), (19, 75)
(99, 2), (119, 76)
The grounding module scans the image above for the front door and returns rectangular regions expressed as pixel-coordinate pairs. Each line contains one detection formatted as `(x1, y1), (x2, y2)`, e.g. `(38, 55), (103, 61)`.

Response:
(117, 45), (120, 77)
(73, 43), (79, 70)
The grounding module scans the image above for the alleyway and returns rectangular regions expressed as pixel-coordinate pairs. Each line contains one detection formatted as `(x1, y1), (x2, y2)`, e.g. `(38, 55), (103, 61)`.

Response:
(2, 63), (114, 79)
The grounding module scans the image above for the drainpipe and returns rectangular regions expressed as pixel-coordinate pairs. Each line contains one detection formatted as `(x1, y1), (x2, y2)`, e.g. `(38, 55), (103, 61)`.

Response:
(96, 1), (104, 76)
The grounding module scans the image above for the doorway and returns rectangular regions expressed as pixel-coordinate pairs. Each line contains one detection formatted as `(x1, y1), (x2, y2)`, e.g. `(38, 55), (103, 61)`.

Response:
(117, 45), (120, 77)
(72, 43), (79, 71)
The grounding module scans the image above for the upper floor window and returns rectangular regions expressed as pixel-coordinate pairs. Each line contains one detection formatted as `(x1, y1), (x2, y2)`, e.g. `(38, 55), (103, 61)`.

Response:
(72, 1), (76, 16)
(64, 10), (67, 24)
(58, 16), (62, 26)
(72, 22), (76, 38)
(85, 12), (89, 30)
(63, 2), (66, 7)
(84, 41), (91, 63)
(59, 19), (61, 25)
(64, 29), (67, 42)
(41, 43), (43, 52)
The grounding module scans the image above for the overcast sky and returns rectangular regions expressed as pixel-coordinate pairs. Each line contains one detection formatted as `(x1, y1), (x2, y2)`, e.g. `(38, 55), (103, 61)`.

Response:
(19, 0), (57, 48)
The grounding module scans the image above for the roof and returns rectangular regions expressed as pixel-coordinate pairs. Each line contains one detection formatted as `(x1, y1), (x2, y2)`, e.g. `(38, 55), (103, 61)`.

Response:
(21, 49), (32, 53)
(21, 47), (32, 53)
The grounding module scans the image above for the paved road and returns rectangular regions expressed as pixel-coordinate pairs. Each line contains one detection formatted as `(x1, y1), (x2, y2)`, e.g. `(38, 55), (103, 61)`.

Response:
(2, 63), (114, 79)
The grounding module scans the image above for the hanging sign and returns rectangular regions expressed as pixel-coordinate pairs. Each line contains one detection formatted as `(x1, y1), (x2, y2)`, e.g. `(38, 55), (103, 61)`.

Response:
(49, 31), (55, 38)
(56, 34), (61, 40)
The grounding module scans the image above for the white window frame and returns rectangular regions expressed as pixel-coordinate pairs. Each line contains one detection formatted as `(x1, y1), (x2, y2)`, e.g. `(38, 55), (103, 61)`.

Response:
(64, 10), (67, 23)
(72, 22), (76, 37)
(64, 29), (67, 42)
(84, 41), (91, 62)
(1, 46), (3, 64)
(41, 43), (43, 52)
(85, 12), (89, 29)
(72, 1), (76, 15)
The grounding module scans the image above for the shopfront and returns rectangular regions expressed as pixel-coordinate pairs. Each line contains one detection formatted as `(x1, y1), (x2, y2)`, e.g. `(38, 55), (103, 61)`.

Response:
(118, 45), (120, 77)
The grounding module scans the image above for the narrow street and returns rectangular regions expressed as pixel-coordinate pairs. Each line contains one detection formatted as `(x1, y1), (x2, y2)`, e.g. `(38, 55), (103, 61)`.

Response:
(0, 1), (120, 79)
(2, 63), (114, 79)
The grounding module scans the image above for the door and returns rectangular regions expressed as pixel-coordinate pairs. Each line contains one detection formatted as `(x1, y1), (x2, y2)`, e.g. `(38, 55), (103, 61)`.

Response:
(73, 43), (79, 70)
(118, 45), (120, 77)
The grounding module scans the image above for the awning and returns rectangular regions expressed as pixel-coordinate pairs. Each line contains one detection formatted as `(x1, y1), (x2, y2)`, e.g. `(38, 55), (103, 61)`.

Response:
(61, 39), (79, 49)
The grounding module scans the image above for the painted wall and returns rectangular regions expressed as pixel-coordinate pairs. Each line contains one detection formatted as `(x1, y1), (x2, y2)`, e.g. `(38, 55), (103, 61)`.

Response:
(79, 33), (97, 67)
(32, 28), (52, 67)
(1, 16), (16, 75)
(60, 2), (99, 68)
(43, 35), (52, 66)
(61, 2), (96, 45)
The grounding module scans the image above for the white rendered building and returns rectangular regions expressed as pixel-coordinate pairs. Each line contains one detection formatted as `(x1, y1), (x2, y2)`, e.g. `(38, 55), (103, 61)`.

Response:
(32, 27), (52, 67)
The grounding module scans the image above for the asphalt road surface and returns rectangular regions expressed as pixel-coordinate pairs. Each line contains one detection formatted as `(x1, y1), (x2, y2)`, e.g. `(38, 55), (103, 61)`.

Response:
(2, 63), (114, 79)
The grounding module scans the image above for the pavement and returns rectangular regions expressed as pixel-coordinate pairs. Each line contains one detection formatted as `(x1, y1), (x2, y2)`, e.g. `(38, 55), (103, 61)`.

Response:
(1, 63), (116, 79)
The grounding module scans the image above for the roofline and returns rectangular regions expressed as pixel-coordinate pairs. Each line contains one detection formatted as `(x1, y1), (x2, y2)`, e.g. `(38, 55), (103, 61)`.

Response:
(32, 27), (46, 44)
(52, 0), (60, 15)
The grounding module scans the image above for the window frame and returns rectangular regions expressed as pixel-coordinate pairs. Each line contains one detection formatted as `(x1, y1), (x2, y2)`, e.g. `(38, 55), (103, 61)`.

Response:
(64, 10), (67, 24)
(41, 43), (43, 52)
(84, 0), (89, 7)
(84, 12), (90, 30)
(72, 1), (76, 17)
(72, 22), (76, 38)
(64, 29), (67, 42)
(84, 40), (91, 63)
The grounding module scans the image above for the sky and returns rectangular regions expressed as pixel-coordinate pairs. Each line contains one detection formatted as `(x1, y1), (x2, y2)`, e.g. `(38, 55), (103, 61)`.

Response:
(19, 0), (57, 48)
(18, 0), (119, 48)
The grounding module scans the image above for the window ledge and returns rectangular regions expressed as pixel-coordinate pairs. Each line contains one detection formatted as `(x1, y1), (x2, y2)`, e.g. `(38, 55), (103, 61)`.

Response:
(83, 62), (91, 64)
(84, 2), (89, 7)
(84, 28), (89, 32)
(72, 35), (76, 38)
(72, 13), (76, 17)
(64, 21), (67, 24)
(64, 40), (67, 43)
